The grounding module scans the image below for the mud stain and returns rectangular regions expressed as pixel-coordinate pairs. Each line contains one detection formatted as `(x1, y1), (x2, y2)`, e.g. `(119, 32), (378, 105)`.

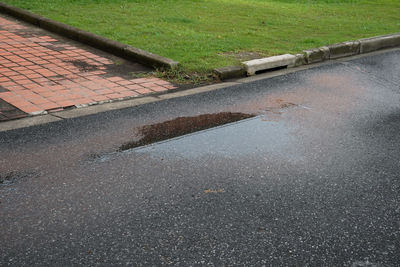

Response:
(119, 112), (255, 151)
(50, 74), (67, 80)
(67, 59), (151, 78)
(260, 99), (299, 121)
(67, 59), (100, 72)
(0, 172), (15, 185)
(41, 43), (69, 52)
(235, 71), (365, 124)
(0, 85), (9, 93)
(102, 60), (151, 79)
(82, 151), (116, 164)
(0, 170), (38, 186)
(0, 99), (26, 121)
(264, 99), (297, 112)
(8, 28), (39, 39)
(235, 97), (300, 115)
(233, 97), (301, 122)
(204, 189), (224, 193)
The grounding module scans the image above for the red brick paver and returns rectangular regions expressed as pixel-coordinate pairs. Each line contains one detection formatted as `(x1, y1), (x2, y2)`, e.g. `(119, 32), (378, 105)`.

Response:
(0, 16), (177, 115)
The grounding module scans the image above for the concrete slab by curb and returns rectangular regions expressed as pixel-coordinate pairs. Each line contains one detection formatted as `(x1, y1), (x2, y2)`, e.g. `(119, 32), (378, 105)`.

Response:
(0, 114), (61, 132)
(53, 96), (160, 119)
(214, 66), (246, 80)
(0, 2), (179, 69)
(157, 82), (241, 100)
(243, 54), (296, 76)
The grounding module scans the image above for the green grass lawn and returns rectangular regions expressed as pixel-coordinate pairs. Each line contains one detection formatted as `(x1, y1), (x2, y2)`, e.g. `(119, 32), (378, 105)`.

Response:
(3, 0), (400, 75)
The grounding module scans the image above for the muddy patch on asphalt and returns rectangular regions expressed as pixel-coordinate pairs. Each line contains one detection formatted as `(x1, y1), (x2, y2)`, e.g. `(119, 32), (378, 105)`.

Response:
(119, 112), (255, 151)
(0, 170), (39, 187)
(82, 151), (116, 164)
(264, 99), (298, 113)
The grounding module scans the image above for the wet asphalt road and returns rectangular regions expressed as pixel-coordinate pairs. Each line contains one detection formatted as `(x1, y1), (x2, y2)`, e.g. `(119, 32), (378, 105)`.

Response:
(1, 49), (400, 266)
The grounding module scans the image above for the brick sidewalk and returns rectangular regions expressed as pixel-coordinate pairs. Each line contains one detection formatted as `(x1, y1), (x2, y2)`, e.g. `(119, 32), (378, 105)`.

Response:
(0, 15), (176, 119)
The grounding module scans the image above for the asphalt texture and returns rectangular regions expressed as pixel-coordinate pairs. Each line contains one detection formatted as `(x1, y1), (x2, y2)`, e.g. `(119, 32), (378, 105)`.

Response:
(1, 49), (400, 266)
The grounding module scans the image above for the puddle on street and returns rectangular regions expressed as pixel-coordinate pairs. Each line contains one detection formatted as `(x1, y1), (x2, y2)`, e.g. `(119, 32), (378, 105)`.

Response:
(119, 112), (255, 151)
(132, 116), (302, 161)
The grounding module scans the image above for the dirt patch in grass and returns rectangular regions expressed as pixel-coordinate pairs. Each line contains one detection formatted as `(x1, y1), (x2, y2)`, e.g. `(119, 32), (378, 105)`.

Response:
(221, 51), (265, 62)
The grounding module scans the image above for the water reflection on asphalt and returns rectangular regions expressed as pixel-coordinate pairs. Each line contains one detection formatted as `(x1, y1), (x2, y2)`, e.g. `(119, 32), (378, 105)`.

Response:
(134, 116), (302, 161)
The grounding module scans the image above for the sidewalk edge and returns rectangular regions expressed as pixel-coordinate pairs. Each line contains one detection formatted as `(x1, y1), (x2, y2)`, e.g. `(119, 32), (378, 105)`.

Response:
(0, 2), (179, 69)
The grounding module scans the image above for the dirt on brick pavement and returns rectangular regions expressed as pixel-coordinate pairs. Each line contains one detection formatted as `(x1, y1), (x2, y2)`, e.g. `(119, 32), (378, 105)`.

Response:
(0, 14), (177, 120)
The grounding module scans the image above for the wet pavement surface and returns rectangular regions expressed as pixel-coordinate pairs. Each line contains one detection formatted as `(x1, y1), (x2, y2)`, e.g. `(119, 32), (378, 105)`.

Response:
(0, 14), (176, 119)
(0, 97), (25, 121)
(1, 49), (400, 266)
(118, 112), (254, 151)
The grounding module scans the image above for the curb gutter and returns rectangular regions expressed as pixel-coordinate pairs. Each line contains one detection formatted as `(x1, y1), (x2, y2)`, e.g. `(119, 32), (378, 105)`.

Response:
(242, 54), (296, 76)
(215, 33), (400, 79)
(359, 34), (400, 54)
(0, 2), (179, 69)
(1, 48), (398, 132)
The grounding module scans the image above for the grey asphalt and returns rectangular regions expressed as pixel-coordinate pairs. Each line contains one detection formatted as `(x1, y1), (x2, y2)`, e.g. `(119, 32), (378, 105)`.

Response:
(1, 49), (400, 266)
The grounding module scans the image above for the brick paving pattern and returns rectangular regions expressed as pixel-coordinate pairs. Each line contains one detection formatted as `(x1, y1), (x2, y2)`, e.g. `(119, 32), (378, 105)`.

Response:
(0, 15), (176, 116)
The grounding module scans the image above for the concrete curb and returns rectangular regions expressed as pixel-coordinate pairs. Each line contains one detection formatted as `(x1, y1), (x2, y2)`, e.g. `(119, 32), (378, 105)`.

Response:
(359, 34), (400, 54)
(328, 41), (360, 59)
(303, 46), (330, 64)
(0, 2), (179, 69)
(214, 33), (400, 80)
